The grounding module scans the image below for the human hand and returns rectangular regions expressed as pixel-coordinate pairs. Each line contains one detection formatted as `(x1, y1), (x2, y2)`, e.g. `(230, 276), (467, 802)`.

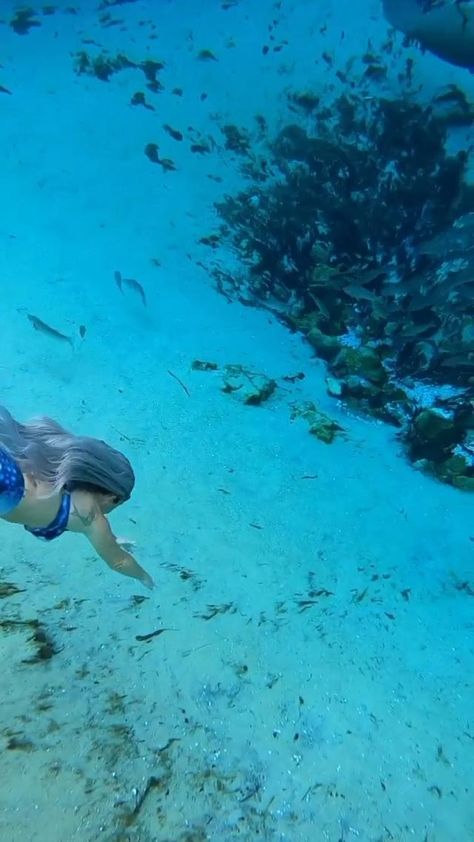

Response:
(140, 571), (155, 591)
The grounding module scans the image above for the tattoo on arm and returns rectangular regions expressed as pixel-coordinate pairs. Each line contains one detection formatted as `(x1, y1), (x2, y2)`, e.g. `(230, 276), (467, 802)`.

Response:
(73, 503), (98, 528)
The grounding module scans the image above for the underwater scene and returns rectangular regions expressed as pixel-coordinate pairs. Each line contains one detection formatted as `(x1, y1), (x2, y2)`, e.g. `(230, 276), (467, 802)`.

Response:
(1, 0), (474, 840)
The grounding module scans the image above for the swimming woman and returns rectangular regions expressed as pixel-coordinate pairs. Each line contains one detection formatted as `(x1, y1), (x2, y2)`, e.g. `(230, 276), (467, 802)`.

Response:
(0, 406), (154, 590)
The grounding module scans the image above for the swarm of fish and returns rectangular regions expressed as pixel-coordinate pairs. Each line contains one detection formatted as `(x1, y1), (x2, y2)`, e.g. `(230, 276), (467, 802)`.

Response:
(25, 267), (147, 350)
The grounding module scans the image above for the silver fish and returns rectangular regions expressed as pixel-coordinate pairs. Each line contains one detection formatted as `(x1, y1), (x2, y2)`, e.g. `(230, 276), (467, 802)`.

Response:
(114, 269), (147, 307)
(27, 314), (73, 346)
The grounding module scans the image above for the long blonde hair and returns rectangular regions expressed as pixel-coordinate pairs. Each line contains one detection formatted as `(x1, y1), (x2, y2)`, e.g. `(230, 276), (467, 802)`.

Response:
(0, 406), (135, 501)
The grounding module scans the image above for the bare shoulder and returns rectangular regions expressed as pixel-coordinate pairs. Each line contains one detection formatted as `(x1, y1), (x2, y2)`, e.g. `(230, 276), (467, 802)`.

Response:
(68, 489), (101, 533)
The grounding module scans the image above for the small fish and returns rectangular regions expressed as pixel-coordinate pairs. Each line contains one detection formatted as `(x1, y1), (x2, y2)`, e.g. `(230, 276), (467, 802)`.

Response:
(191, 142), (211, 154)
(130, 91), (154, 111)
(144, 142), (160, 163)
(344, 284), (379, 302)
(79, 324), (87, 339)
(282, 371), (305, 383)
(158, 157), (177, 172)
(135, 628), (172, 642)
(27, 314), (73, 346)
(197, 49), (218, 62)
(198, 234), (220, 248)
(163, 123), (183, 141)
(114, 270), (147, 307)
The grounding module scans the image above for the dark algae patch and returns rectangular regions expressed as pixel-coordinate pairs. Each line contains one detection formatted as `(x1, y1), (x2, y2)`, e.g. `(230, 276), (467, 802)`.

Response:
(0, 618), (60, 663)
(10, 8), (41, 34)
(0, 581), (25, 598)
(73, 50), (165, 89)
(74, 50), (135, 81)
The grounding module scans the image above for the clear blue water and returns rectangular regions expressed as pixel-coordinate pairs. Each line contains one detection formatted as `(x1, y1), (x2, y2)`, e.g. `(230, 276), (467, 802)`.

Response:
(1, 2), (473, 840)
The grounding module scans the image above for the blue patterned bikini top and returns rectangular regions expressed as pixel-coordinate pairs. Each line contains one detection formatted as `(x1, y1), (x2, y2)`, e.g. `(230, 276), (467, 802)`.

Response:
(24, 492), (71, 541)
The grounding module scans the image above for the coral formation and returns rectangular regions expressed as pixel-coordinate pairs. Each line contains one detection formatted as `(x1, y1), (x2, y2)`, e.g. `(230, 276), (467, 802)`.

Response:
(212, 90), (474, 488)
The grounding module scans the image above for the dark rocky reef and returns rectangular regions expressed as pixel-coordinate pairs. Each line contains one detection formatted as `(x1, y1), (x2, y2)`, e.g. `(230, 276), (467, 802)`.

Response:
(213, 93), (474, 490)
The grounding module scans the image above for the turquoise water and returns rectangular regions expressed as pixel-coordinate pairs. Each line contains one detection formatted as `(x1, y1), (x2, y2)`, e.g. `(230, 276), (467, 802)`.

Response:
(1, 2), (473, 840)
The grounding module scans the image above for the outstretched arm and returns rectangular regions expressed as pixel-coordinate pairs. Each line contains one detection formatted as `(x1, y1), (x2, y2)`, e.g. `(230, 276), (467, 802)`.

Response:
(85, 513), (154, 590)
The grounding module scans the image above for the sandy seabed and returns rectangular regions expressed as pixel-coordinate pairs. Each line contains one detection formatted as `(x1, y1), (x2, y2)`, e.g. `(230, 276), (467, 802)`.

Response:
(1, 1), (473, 840)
